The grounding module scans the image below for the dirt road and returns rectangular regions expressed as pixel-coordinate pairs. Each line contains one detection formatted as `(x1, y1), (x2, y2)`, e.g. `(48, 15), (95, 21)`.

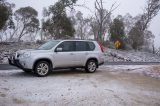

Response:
(0, 66), (160, 106)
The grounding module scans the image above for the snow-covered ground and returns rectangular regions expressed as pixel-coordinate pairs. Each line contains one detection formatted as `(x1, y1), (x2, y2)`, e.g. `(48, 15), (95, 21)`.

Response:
(0, 66), (160, 106)
(101, 65), (160, 79)
(105, 48), (160, 62)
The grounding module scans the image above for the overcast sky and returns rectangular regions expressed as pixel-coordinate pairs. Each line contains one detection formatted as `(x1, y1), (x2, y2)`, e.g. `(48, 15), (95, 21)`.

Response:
(7, 0), (160, 48)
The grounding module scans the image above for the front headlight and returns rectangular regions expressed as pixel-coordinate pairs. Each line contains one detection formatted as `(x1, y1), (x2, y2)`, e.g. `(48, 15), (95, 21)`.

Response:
(20, 52), (31, 58)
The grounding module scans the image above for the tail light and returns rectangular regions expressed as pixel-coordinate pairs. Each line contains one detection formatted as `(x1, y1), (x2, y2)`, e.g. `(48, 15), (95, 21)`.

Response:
(97, 41), (104, 53)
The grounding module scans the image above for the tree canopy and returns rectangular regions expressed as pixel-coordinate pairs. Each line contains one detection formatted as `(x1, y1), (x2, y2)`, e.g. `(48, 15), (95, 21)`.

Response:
(128, 0), (160, 50)
(110, 18), (125, 42)
(0, 0), (13, 30)
(14, 6), (39, 41)
(42, 0), (77, 39)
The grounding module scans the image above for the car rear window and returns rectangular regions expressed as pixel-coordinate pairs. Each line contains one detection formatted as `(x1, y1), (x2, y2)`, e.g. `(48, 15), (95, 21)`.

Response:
(88, 42), (95, 51)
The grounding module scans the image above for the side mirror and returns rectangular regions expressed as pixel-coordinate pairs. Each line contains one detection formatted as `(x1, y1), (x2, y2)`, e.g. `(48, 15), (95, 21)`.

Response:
(55, 48), (63, 52)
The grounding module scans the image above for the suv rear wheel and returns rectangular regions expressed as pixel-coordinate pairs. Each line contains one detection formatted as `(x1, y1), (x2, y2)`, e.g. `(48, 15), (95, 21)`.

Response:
(85, 60), (97, 73)
(34, 61), (50, 77)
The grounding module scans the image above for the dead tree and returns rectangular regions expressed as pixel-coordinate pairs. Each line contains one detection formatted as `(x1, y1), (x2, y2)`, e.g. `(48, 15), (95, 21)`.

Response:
(141, 0), (160, 31)
(94, 0), (118, 43)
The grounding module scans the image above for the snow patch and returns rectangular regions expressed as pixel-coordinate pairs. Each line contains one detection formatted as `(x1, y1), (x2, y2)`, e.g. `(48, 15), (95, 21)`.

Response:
(105, 48), (160, 62)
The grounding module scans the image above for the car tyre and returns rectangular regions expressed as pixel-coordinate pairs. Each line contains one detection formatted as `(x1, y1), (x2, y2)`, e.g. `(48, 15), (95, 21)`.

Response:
(34, 61), (50, 77)
(85, 60), (97, 73)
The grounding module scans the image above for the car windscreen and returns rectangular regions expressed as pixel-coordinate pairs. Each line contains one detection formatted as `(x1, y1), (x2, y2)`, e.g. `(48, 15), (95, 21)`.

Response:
(38, 41), (60, 50)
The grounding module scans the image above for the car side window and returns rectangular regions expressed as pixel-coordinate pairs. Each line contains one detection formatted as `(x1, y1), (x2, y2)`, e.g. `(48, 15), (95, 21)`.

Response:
(76, 41), (88, 51)
(57, 41), (75, 52)
(75, 41), (95, 51)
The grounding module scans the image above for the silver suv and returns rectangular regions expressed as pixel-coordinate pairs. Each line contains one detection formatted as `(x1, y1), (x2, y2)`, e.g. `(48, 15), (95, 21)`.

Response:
(8, 40), (105, 77)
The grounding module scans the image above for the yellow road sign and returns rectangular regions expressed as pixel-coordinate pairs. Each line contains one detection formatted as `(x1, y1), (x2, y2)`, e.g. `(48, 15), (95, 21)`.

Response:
(115, 40), (121, 49)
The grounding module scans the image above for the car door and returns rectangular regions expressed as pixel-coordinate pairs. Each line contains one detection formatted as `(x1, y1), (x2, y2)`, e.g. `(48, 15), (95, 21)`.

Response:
(74, 41), (96, 66)
(74, 41), (89, 66)
(53, 41), (76, 68)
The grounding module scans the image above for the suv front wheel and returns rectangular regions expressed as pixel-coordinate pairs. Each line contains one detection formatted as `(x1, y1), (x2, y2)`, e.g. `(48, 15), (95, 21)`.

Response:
(85, 60), (97, 73)
(34, 61), (50, 77)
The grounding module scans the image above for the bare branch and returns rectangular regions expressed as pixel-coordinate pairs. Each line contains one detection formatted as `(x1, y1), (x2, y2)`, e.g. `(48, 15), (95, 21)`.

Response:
(73, 4), (93, 13)
(93, 0), (119, 42)
(109, 2), (120, 15)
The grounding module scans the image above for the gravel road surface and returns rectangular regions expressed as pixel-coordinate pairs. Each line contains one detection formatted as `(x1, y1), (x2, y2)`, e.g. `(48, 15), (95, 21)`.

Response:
(0, 66), (160, 106)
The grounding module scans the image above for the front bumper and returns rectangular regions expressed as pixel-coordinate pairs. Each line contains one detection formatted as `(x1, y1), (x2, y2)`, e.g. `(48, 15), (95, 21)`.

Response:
(8, 58), (25, 69)
(8, 57), (33, 71)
